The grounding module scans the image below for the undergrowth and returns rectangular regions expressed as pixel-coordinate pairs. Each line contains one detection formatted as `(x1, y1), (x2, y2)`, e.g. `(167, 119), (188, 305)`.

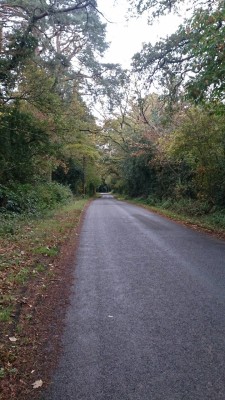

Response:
(0, 197), (88, 399)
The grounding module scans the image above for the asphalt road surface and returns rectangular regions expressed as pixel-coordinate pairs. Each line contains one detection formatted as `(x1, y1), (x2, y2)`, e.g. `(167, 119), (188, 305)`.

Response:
(43, 195), (225, 400)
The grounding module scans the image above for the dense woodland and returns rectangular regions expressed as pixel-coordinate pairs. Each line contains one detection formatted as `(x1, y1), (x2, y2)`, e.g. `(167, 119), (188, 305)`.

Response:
(0, 0), (225, 218)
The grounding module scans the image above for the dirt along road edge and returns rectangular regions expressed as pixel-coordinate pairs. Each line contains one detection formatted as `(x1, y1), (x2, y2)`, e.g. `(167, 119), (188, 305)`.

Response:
(0, 200), (91, 400)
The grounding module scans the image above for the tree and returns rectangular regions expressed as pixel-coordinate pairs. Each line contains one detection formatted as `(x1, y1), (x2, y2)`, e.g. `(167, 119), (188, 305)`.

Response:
(130, 0), (225, 103)
(166, 106), (225, 204)
(52, 157), (84, 194)
(0, 0), (108, 104)
(128, 0), (214, 18)
(97, 92), (167, 195)
(0, 107), (51, 183)
(0, 0), (110, 195)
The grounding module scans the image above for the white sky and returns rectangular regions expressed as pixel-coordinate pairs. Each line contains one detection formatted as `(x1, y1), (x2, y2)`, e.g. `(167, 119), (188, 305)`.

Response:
(97, 0), (183, 68)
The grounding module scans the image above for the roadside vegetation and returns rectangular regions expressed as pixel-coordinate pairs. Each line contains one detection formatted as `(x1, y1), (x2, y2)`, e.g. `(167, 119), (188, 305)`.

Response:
(0, 2), (107, 398)
(102, 99), (225, 235)
(98, 0), (225, 230)
(116, 195), (225, 238)
(0, 0), (224, 397)
(0, 195), (89, 399)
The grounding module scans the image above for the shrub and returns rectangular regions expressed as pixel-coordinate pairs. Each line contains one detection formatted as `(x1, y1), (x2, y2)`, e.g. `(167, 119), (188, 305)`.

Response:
(163, 198), (211, 216)
(146, 196), (158, 206)
(34, 182), (73, 211)
(0, 182), (73, 214)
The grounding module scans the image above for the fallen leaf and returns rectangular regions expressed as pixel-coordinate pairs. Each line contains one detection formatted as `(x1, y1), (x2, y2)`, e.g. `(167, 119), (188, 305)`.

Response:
(32, 379), (43, 389)
(9, 337), (17, 342)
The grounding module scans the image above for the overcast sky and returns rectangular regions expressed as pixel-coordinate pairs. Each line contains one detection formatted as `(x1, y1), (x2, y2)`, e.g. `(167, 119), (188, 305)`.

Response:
(97, 0), (183, 68)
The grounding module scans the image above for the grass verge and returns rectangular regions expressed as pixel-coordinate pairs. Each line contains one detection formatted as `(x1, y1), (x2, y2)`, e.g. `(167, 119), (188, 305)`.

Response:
(0, 198), (89, 399)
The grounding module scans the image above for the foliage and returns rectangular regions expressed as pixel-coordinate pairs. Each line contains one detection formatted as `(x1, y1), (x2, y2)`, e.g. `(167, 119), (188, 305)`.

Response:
(0, 0), (110, 210)
(0, 106), (52, 184)
(52, 158), (84, 194)
(128, 0), (219, 18)
(101, 88), (225, 217)
(0, 198), (88, 399)
(1, 0), (225, 221)
(121, 149), (156, 197)
(166, 106), (225, 204)
(0, 0), (108, 102)
(128, 196), (225, 232)
(0, 182), (73, 215)
(131, 0), (225, 103)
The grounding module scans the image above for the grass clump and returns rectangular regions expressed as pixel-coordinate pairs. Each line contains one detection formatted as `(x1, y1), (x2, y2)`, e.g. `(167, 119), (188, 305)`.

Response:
(0, 306), (13, 322)
(33, 246), (59, 257)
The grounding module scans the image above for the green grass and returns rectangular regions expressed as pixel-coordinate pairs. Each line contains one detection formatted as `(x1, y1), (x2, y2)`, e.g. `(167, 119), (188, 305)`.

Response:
(0, 306), (13, 322)
(0, 197), (89, 328)
(0, 368), (5, 378)
(35, 263), (46, 273)
(14, 267), (30, 284)
(33, 246), (59, 257)
(0, 197), (90, 394)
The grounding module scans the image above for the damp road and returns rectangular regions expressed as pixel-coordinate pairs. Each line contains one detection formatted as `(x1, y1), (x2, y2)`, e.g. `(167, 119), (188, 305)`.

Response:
(43, 195), (225, 400)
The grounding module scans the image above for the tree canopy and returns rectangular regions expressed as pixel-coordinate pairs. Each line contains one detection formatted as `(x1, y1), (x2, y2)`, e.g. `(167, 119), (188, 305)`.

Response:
(0, 0), (108, 103)
(1, 0), (225, 216)
(130, 0), (225, 103)
(0, 0), (111, 201)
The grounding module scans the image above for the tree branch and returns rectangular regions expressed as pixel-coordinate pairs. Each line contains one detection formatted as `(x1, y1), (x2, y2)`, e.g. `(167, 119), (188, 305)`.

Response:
(31, 1), (95, 23)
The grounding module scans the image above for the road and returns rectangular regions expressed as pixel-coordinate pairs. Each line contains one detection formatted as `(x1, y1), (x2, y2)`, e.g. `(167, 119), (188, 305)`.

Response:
(43, 195), (225, 400)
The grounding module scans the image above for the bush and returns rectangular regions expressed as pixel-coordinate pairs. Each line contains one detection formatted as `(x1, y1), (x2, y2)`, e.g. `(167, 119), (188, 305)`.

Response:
(161, 198), (174, 209)
(0, 182), (73, 214)
(204, 211), (225, 230)
(161, 198), (211, 216)
(145, 195), (159, 206)
(34, 182), (73, 210)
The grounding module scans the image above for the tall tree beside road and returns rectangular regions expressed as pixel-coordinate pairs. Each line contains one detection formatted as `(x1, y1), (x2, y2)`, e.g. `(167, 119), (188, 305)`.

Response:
(0, 0), (108, 193)
(0, 0), (108, 103)
(130, 0), (225, 103)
